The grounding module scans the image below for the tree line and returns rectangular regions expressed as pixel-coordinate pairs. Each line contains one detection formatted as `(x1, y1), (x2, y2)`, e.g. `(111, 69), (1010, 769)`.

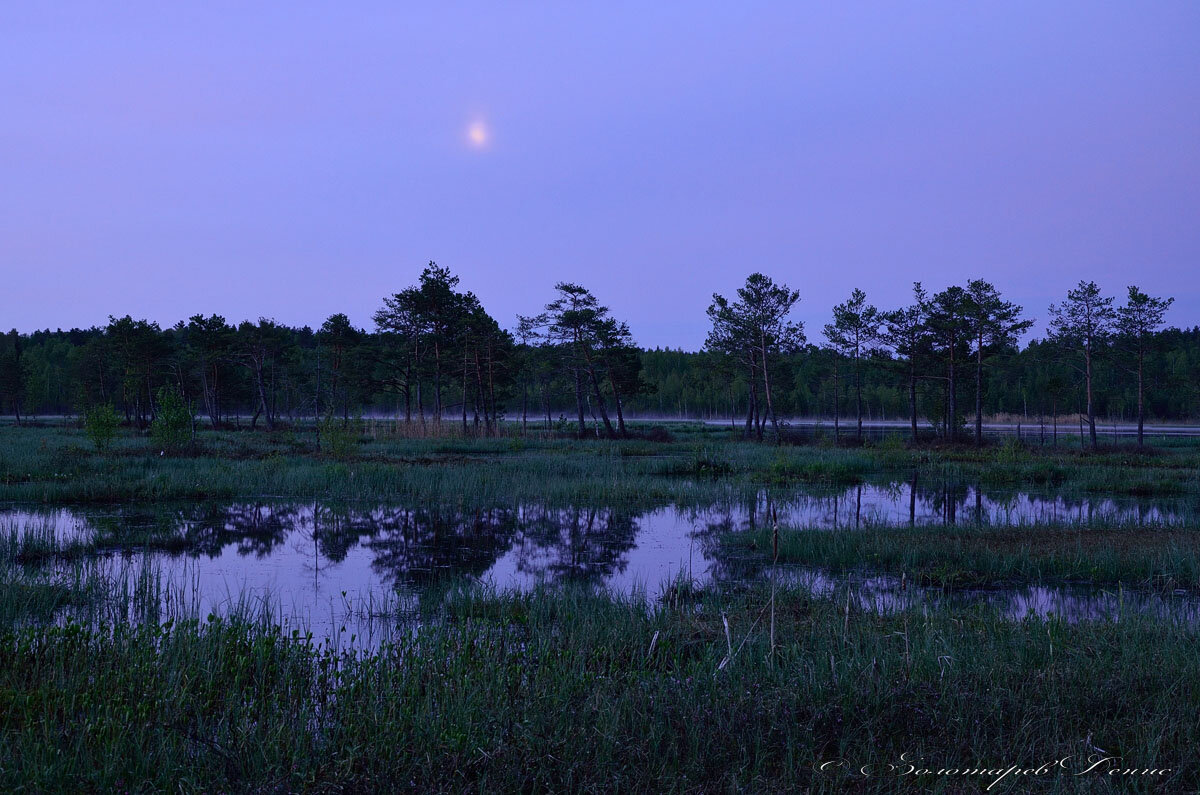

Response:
(0, 265), (1193, 447)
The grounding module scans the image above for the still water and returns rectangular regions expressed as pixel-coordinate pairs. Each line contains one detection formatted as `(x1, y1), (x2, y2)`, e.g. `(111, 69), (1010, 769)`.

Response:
(5, 481), (1199, 643)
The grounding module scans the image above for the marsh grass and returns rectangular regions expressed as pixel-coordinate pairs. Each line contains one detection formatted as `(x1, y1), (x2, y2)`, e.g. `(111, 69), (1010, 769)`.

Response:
(0, 583), (1196, 792)
(0, 562), (95, 626)
(2, 424), (1200, 788)
(2, 425), (1197, 505)
(731, 521), (1200, 590)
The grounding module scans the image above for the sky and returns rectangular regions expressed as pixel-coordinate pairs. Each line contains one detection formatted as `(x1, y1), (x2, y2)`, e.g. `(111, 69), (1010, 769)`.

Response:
(2, 2), (1198, 348)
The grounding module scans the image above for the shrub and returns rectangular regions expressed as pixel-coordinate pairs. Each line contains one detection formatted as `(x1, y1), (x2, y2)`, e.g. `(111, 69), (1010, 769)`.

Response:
(996, 435), (1027, 464)
(318, 413), (359, 459)
(150, 387), (193, 452)
(83, 404), (120, 452)
(690, 448), (733, 477)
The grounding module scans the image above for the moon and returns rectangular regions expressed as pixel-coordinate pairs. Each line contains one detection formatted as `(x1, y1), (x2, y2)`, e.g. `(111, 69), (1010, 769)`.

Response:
(466, 120), (489, 149)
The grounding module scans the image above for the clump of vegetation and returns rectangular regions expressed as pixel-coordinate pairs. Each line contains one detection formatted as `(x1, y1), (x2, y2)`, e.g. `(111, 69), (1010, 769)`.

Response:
(688, 448), (733, 477)
(764, 449), (867, 485)
(318, 413), (359, 459)
(149, 387), (192, 452)
(995, 434), (1027, 463)
(82, 404), (121, 452)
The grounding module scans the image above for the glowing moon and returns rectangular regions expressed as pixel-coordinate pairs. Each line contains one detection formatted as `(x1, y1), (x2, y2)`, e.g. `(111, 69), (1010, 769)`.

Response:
(466, 120), (489, 148)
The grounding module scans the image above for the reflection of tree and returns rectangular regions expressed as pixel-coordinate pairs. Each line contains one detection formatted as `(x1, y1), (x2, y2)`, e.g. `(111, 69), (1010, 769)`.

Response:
(913, 480), (970, 525)
(61, 483), (1185, 600)
(509, 506), (639, 585)
(177, 503), (297, 557)
(82, 502), (296, 557)
(364, 506), (524, 586)
(310, 504), (379, 563)
(75, 500), (648, 589)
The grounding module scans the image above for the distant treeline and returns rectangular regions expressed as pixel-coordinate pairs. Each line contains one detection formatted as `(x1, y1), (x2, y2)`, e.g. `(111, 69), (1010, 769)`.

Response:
(0, 264), (1195, 446)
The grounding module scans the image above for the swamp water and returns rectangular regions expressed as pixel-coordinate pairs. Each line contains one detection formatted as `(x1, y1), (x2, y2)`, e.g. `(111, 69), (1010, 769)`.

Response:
(5, 481), (1200, 645)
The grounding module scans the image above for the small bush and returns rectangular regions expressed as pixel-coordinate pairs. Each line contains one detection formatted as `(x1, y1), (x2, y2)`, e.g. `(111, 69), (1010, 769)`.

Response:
(690, 448), (733, 477)
(150, 387), (193, 452)
(318, 414), (359, 459)
(641, 426), (674, 443)
(996, 435), (1027, 464)
(83, 404), (120, 452)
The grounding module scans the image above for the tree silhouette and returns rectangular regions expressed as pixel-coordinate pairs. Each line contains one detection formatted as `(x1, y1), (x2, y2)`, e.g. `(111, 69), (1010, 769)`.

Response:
(824, 288), (881, 442)
(1117, 286), (1173, 446)
(1048, 281), (1116, 449)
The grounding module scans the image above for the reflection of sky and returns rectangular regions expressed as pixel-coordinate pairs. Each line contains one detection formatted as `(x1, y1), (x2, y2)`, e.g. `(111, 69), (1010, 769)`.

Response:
(4, 483), (1200, 645)
(795, 485), (1184, 528)
(781, 568), (1200, 625)
(486, 507), (710, 596)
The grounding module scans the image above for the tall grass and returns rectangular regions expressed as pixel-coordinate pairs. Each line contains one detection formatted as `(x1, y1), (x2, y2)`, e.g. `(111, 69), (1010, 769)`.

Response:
(730, 520), (1200, 589)
(2, 426), (1198, 505)
(0, 584), (1196, 791)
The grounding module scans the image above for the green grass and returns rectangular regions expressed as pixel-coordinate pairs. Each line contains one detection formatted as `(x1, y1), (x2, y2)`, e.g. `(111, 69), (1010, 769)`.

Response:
(3, 424), (1200, 789)
(0, 584), (1194, 792)
(730, 522), (1200, 590)
(2, 424), (1197, 506)
(0, 565), (94, 626)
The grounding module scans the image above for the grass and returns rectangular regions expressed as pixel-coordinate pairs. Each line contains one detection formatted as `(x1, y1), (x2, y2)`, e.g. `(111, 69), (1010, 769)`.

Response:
(729, 521), (1200, 590)
(1, 424), (1197, 506)
(3, 423), (1200, 789)
(0, 564), (94, 626)
(0, 584), (1195, 792)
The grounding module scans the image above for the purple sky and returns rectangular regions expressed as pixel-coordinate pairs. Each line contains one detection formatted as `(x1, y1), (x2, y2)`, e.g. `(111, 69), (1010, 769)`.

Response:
(3, 3), (1198, 347)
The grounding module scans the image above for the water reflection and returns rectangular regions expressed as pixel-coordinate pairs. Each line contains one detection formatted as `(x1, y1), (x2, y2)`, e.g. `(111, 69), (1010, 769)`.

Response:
(702, 480), (1192, 531)
(778, 567), (1200, 625)
(3, 479), (1198, 642)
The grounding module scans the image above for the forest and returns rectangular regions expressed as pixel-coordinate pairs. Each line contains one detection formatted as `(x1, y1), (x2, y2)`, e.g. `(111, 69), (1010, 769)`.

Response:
(1, 264), (1195, 445)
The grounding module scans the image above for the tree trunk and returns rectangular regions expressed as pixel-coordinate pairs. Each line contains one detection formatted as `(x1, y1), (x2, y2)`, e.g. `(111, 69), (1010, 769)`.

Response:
(854, 345), (863, 442)
(474, 349), (491, 436)
(585, 361), (616, 438)
(947, 342), (957, 443)
(201, 368), (218, 429)
(908, 357), (918, 443)
(461, 353), (469, 433)
(521, 380), (528, 434)
(433, 341), (442, 428)
(253, 359), (274, 430)
(574, 366), (587, 437)
(1085, 340), (1097, 449)
(1136, 347), (1145, 447)
(832, 357), (840, 443)
(744, 355), (757, 439)
(609, 375), (628, 437)
(974, 333), (984, 446)
(760, 333), (781, 443)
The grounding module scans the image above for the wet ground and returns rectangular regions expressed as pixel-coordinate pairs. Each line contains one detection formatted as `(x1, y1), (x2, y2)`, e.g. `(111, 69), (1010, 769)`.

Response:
(5, 481), (1198, 644)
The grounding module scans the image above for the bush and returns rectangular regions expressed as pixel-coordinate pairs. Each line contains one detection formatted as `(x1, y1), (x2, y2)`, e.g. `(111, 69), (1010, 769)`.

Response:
(318, 413), (359, 459)
(82, 404), (120, 452)
(996, 435), (1027, 464)
(150, 387), (193, 452)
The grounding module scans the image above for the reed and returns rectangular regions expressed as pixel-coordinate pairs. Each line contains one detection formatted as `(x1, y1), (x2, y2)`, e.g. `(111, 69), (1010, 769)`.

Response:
(1, 582), (1197, 792)
(730, 520), (1200, 589)
(3, 425), (1196, 506)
